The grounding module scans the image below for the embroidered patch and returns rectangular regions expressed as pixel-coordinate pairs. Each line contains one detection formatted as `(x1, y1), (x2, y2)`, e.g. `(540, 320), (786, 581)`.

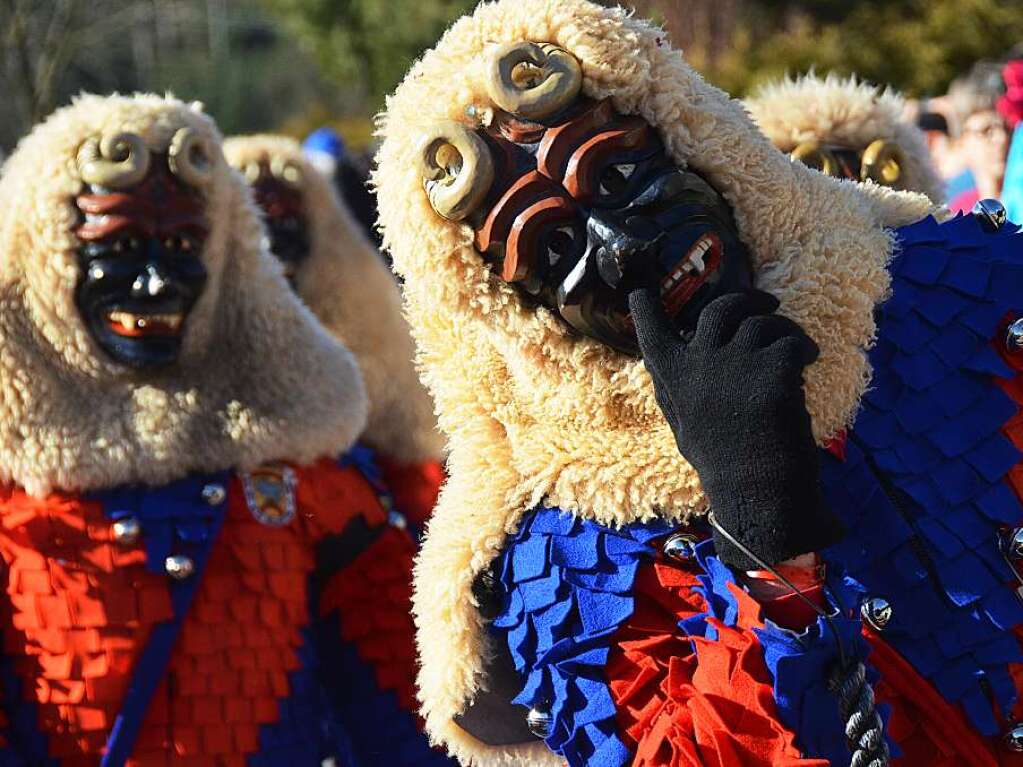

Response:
(240, 464), (297, 526)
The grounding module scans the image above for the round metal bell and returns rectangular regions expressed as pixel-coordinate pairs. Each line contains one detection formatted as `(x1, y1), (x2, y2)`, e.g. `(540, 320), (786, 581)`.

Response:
(860, 596), (893, 631)
(1007, 319), (1023, 352)
(201, 483), (226, 506)
(112, 517), (141, 545)
(663, 532), (699, 562)
(1004, 527), (1023, 559)
(973, 198), (1008, 232)
(387, 510), (408, 530)
(164, 554), (195, 580)
(526, 706), (553, 739)
(1005, 723), (1023, 752)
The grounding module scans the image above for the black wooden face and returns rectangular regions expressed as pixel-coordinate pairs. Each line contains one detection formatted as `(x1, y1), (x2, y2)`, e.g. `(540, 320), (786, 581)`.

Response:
(74, 158), (208, 368)
(472, 99), (752, 355)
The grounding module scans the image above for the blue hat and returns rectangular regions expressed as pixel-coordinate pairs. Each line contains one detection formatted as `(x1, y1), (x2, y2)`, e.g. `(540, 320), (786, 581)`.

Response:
(303, 127), (347, 161)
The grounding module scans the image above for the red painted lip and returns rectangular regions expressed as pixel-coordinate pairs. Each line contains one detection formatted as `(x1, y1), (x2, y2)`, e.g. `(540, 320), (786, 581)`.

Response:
(659, 232), (722, 317)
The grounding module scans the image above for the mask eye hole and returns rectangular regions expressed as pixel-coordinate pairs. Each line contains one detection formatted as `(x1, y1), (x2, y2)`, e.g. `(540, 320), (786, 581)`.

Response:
(598, 162), (636, 197)
(546, 225), (578, 265)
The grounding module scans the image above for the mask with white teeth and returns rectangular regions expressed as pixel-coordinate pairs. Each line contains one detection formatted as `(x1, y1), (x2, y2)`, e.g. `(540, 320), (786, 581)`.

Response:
(420, 90), (752, 355)
(74, 132), (211, 368)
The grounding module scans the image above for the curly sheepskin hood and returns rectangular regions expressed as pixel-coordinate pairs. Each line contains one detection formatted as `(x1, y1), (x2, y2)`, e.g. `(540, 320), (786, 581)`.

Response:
(374, 1), (935, 763)
(746, 72), (946, 205)
(223, 134), (442, 463)
(0, 94), (367, 497)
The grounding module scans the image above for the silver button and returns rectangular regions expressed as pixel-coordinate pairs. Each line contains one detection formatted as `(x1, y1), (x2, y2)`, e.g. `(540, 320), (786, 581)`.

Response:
(663, 532), (699, 561)
(387, 510), (408, 529)
(201, 483), (226, 506)
(164, 554), (195, 580)
(860, 596), (893, 631)
(525, 706), (552, 739)
(973, 198), (1008, 232)
(1004, 528), (1023, 559)
(1005, 723), (1023, 752)
(1007, 319), (1023, 352)
(112, 517), (141, 545)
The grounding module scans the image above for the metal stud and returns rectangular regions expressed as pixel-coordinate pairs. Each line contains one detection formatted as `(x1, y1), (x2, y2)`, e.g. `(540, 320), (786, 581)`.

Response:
(387, 510), (408, 530)
(973, 198), (1008, 232)
(1005, 723), (1023, 752)
(1007, 319), (1023, 352)
(860, 596), (893, 631)
(525, 706), (553, 739)
(111, 517), (141, 545)
(201, 483), (226, 506)
(662, 532), (699, 561)
(1004, 527), (1023, 559)
(164, 554), (195, 580)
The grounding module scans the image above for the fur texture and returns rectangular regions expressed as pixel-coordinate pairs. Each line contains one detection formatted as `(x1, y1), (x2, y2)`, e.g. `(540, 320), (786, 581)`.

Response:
(0, 94), (367, 497)
(746, 72), (946, 205)
(373, 1), (936, 763)
(223, 135), (443, 463)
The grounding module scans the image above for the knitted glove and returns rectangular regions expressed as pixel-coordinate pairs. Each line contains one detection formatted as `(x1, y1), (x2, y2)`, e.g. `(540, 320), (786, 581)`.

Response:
(628, 288), (844, 570)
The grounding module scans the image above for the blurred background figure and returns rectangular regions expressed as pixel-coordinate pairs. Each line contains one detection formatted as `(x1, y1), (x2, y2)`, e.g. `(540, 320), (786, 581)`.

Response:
(303, 127), (381, 247)
(999, 55), (1023, 222)
(746, 73), (944, 204)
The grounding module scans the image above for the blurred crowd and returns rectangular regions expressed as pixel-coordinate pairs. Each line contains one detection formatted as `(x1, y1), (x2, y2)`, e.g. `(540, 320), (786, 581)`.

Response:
(913, 51), (1023, 219)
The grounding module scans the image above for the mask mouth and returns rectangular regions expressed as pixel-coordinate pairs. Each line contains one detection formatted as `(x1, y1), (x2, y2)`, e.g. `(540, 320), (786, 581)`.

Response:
(104, 306), (186, 338)
(658, 231), (722, 319)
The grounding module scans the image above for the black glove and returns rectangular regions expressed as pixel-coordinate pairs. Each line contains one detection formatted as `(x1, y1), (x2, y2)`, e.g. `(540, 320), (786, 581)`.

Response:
(628, 288), (844, 570)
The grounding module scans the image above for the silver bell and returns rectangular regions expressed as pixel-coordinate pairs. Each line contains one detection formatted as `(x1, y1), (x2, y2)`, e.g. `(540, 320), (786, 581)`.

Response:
(860, 596), (893, 631)
(164, 554), (195, 580)
(201, 483), (226, 506)
(663, 532), (699, 561)
(111, 517), (141, 545)
(1005, 723), (1023, 752)
(387, 510), (408, 530)
(1007, 319), (1023, 352)
(973, 198), (1008, 232)
(526, 706), (552, 739)
(1004, 527), (1023, 559)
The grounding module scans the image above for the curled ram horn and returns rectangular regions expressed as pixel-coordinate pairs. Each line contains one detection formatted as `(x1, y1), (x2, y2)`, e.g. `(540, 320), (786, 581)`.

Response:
(270, 155), (302, 186)
(790, 141), (839, 178)
(860, 139), (903, 186)
(76, 132), (150, 189)
(168, 128), (215, 187)
(485, 42), (582, 120)
(415, 121), (494, 221)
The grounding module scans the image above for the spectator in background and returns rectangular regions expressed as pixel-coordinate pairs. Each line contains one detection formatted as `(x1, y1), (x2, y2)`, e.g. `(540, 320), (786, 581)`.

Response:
(998, 55), (1023, 223)
(303, 127), (382, 248)
(947, 61), (1010, 212)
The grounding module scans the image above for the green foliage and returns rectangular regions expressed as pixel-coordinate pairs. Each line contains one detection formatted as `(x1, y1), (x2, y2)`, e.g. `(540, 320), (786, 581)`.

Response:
(706, 0), (1023, 96)
(260, 0), (478, 106)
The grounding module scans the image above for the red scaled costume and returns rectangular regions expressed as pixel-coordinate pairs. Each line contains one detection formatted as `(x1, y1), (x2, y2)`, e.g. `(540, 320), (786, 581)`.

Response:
(0, 95), (451, 767)
(224, 136), (445, 527)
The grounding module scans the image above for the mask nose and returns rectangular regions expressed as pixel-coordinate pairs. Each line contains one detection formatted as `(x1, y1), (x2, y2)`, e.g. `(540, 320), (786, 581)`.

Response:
(132, 262), (171, 297)
(586, 211), (652, 288)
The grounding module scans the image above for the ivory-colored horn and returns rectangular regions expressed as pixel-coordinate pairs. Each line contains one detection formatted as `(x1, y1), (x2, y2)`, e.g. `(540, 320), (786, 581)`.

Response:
(861, 139), (903, 186)
(790, 141), (840, 177)
(76, 132), (150, 189)
(168, 128), (215, 187)
(485, 42), (582, 120)
(415, 121), (494, 221)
